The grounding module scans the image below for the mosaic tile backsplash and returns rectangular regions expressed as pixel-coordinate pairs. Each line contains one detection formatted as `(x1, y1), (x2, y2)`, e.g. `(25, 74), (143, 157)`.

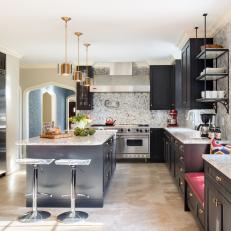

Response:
(81, 93), (185, 127)
(214, 21), (231, 140)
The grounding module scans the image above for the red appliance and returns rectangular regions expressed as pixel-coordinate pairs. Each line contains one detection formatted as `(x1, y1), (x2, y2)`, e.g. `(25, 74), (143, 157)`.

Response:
(167, 109), (178, 127)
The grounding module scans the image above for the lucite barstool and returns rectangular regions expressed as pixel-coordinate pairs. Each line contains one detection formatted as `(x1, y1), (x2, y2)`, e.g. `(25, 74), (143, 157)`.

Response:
(16, 158), (55, 223)
(55, 159), (91, 223)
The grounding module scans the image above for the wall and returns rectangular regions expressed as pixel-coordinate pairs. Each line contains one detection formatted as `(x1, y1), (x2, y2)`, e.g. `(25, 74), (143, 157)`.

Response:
(6, 54), (20, 174)
(214, 21), (231, 140)
(81, 93), (185, 127)
(29, 86), (74, 137)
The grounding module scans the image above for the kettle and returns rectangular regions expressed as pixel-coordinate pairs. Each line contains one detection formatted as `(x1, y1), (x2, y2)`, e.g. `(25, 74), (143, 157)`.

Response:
(105, 117), (116, 126)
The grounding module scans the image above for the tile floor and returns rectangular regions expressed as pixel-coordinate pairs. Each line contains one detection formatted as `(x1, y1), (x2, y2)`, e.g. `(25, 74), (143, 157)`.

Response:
(0, 163), (199, 231)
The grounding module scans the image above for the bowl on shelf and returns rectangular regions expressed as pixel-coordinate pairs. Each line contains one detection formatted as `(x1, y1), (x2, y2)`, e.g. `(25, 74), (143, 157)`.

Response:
(200, 44), (223, 50)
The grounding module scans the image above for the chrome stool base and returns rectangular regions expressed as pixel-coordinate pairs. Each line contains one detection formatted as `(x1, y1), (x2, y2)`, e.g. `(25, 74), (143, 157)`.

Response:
(18, 211), (51, 223)
(57, 211), (88, 223)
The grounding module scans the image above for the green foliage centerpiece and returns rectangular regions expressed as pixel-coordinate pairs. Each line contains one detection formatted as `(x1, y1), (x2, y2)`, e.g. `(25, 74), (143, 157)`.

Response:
(69, 113), (96, 136)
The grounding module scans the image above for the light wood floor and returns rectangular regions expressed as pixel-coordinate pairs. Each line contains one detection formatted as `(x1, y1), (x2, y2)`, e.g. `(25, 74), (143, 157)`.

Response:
(0, 163), (199, 231)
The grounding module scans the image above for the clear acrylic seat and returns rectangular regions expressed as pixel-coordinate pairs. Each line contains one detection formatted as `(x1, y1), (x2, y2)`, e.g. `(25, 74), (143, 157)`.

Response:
(55, 159), (91, 223)
(55, 159), (91, 166)
(16, 157), (55, 223)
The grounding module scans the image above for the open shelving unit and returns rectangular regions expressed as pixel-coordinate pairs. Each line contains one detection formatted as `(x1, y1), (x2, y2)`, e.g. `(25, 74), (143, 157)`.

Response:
(196, 14), (229, 113)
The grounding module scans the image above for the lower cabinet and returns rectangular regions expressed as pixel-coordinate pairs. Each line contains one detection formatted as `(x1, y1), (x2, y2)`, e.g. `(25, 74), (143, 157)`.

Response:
(103, 137), (116, 193)
(205, 162), (231, 231)
(150, 128), (164, 163)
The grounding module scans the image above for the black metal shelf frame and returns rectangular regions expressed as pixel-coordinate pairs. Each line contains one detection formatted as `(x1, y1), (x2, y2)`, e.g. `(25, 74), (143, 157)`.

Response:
(196, 13), (229, 114)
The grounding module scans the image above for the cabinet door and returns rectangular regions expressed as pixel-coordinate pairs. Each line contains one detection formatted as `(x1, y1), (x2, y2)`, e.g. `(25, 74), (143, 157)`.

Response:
(207, 183), (231, 231)
(182, 43), (190, 108)
(150, 128), (164, 163)
(150, 65), (175, 110)
(0, 52), (6, 70)
(76, 82), (93, 110)
(175, 60), (182, 109)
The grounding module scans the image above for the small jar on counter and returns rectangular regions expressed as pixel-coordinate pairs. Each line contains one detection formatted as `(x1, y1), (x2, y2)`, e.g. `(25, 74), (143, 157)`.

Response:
(208, 126), (216, 139)
(215, 127), (222, 140)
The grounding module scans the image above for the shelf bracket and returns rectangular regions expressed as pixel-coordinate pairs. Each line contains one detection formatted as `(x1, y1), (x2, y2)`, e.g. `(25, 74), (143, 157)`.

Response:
(219, 100), (229, 114)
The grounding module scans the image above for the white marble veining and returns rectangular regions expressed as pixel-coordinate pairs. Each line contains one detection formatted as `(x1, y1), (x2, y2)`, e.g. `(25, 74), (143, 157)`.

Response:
(203, 154), (231, 180)
(165, 127), (229, 144)
(16, 130), (117, 146)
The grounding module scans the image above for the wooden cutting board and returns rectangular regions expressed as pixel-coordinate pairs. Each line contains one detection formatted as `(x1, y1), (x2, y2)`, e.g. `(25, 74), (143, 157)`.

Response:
(40, 133), (74, 139)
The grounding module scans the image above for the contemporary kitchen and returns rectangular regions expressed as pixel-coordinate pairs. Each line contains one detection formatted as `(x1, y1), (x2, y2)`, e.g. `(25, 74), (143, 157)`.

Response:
(1, 0), (231, 231)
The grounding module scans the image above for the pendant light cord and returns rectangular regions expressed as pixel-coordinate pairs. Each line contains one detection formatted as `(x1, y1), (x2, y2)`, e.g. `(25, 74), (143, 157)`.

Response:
(65, 21), (67, 63)
(77, 36), (80, 71)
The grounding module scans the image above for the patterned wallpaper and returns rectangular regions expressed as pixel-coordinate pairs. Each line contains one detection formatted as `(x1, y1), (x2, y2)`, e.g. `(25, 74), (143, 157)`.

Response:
(81, 92), (185, 127)
(214, 21), (231, 140)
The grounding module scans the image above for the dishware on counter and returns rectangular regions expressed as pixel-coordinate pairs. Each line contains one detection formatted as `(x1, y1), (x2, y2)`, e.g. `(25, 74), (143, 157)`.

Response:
(215, 127), (222, 140)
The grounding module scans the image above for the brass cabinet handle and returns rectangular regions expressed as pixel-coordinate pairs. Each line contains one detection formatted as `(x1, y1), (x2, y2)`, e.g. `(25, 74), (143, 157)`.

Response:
(180, 156), (184, 160)
(189, 192), (193, 197)
(198, 208), (204, 214)
(212, 198), (221, 207)
(215, 176), (222, 182)
(180, 181), (183, 185)
(180, 168), (184, 172)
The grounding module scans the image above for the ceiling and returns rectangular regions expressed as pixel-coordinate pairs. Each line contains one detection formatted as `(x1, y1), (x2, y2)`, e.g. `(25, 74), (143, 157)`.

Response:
(1, 0), (231, 66)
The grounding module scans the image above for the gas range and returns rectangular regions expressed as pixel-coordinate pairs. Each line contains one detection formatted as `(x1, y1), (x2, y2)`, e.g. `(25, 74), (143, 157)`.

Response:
(116, 124), (149, 134)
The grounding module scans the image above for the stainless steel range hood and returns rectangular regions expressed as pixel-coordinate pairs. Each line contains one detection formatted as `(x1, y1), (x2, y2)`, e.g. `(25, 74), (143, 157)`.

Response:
(109, 62), (133, 76)
(90, 85), (150, 92)
(91, 61), (150, 92)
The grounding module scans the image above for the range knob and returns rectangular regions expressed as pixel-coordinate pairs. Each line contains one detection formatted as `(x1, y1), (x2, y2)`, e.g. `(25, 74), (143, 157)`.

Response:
(128, 129), (130, 132)
(136, 129), (139, 132)
(145, 129), (148, 133)
(120, 129), (123, 132)
(140, 129), (143, 132)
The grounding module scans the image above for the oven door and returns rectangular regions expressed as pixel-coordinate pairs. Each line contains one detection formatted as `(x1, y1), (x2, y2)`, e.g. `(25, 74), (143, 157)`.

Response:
(116, 135), (149, 154)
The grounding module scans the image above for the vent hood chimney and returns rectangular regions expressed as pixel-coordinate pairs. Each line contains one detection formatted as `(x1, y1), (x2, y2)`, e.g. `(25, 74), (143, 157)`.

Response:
(109, 62), (133, 76)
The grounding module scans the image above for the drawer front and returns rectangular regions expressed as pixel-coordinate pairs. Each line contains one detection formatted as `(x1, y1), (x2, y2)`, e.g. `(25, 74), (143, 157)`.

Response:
(197, 204), (205, 229)
(187, 187), (197, 213)
(178, 175), (185, 195)
(207, 164), (231, 195)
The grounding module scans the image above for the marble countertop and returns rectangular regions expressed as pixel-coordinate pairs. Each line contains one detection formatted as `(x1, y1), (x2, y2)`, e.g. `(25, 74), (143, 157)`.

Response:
(16, 130), (117, 146)
(165, 127), (229, 144)
(203, 154), (231, 180)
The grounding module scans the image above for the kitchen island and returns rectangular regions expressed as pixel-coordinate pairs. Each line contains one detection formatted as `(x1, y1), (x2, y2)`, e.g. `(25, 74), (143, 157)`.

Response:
(16, 130), (117, 208)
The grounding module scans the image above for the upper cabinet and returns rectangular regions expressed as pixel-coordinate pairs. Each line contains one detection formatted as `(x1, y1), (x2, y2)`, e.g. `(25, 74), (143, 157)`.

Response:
(0, 52), (6, 70)
(174, 60), (182, 109)
(181, 38), (213, 109)
(76, 66), (94, 110)
(150, 65), (175, 110)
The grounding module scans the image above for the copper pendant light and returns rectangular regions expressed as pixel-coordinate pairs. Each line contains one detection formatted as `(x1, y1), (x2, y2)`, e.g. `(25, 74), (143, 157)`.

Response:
(58, 16), (72, 77)
(73, 32), (83, 81)
(83, 43), (91, 86)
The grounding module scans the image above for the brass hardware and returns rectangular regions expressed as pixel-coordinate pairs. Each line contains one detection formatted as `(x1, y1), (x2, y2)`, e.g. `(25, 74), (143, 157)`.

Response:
(180, 156), (184, 160)
(189, 192), (193, 197)
(83, 43), (91, 86)
(180, 168), (184, 172)
(58, 16), (72, 76)
(73, 32), (83, 81)
(198, 208), (204, 214)
(180, 181), (183, 185)
(61, 16), (71, 22)
(212, 198), (221, 207)
(215, 176), (222, 182)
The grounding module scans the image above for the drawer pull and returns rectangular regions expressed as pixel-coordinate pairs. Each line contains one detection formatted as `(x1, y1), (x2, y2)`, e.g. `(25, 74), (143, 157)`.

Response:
(215, 176), (222, 182)
(189, 192), (193, 197)
(180, 156), (184, 160)
(180, 168), (184, 172)
(212, 198), (221, 207)
(180, 181), (183, 185)
(198, 208), (204, 214)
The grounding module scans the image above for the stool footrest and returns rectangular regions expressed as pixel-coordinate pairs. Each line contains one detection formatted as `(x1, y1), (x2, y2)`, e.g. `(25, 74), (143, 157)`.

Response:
(25, 192), (53, 198)
(18, 211), (51, 223)
(61, 193), (90, 199)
